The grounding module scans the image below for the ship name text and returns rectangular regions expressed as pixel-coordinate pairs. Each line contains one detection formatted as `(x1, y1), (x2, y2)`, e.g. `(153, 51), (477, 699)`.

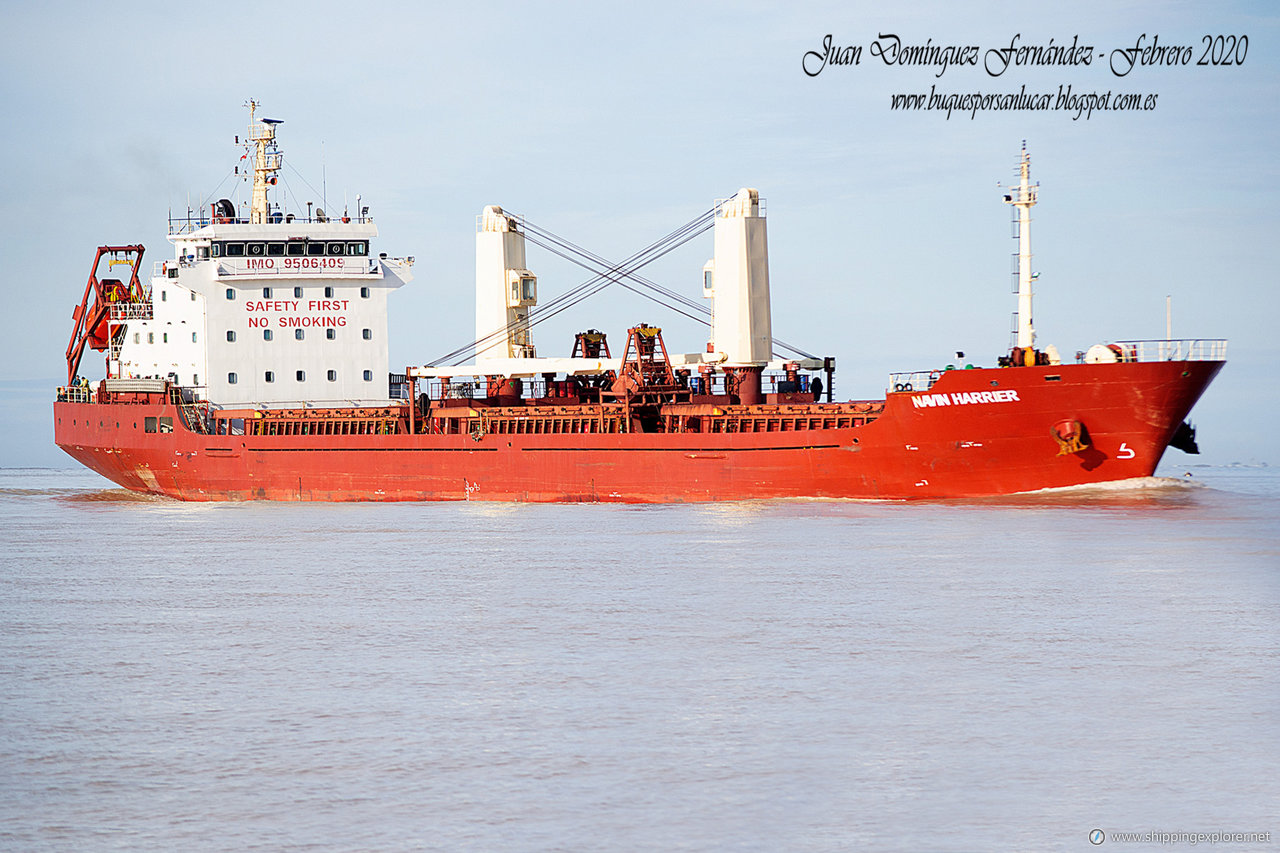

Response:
(912, 389), (1021, 408)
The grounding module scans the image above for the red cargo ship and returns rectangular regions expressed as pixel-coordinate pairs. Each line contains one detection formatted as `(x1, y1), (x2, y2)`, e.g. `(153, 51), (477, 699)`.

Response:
(53, 107), (1224, 501)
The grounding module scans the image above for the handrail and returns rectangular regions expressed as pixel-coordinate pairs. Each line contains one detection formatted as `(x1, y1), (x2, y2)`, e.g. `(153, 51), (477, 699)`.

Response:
(1112, 339), (1228, 362)
(56, 385), (95, 403)
(888, 370), (943, 393)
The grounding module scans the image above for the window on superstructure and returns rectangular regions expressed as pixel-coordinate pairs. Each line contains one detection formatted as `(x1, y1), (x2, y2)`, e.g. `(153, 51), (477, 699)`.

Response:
(293, 286), (302, 298)
(190, 291), (196, 301)
(296, 370), (306, 381)
(363, 370), (373, 381)
(267, 243), (285, 256)
(161, 291), (167, 301)
(326, 328), (336, 340)
(324, 286), (334, 298)
(228, 373), (238, 384)
(328, 242), (346, 255)
(197, 247), (210, 260)
(148, 333), (154, 344)
(247, 243), (266, 257)
(192, 333), (197, 343)
(134, 333), (140, 344)
(194, 374), (199, 385)
(287, 242), (305, 256)
(227, 331), (236, 342)
(163, 333), (168, 343)
(265, 371), (274, 383)
(307, 242), (326, 256)
(225, 243), (246, 257)
(262, 287), (272, 299)
(263, 329), (273, 341)
(295, 329), (305, 341)
(211, 243), (222, 258)
(360, 287), (370, 298)
(362, 329), (372, 340)
(327, 370), (337, 381)
(226, 289), (235, 300)
(348, 242), (367, 256)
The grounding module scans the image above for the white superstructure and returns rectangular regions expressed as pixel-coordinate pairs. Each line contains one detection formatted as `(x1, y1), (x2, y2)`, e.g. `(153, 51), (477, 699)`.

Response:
(114, 103), (413, 407)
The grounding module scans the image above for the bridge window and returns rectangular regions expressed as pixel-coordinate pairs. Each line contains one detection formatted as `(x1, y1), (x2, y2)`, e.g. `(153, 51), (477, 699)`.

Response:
(226, 331), (236, 342)
(247, 243), (266, 257)
(225, 243), (245, 257)
(267, 243), (285, 256)
(287, 242), (305, 256)
(328, 242), (346, 255)
(295, 329), (305, 341)
(307, 242), (326, 257)
(326, 328), (336, 340)
(348, 242), (367, 256)
(228, 373), (238, 384)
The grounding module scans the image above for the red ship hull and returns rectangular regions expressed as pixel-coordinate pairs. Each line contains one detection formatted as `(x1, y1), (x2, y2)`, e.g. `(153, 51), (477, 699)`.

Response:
(54, 360), (1222, 502)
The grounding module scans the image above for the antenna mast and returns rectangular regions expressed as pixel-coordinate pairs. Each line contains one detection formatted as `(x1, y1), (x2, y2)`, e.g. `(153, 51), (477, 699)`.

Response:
(245, 99), (283, 224)
(1002, 142), (1039, 350)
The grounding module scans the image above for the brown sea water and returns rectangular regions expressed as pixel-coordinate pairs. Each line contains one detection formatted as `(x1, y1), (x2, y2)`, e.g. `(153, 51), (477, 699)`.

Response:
(2, 465), (1278, 851)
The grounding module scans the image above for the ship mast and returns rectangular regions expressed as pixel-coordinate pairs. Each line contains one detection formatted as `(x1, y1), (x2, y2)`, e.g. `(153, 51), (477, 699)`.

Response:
(245, 100), (283, 224)
(1003, 142), (1039, 350)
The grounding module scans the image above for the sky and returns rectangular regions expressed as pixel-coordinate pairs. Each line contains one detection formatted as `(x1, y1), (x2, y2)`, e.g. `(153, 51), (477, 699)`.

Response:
(1, 0), (1276, 467)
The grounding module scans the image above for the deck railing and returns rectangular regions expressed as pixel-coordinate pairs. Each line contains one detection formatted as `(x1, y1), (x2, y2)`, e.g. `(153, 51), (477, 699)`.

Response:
(1112, 339), (1228, 362)
(888, 370), (942, 393)
(889, 339), (1229, 391)
(56, 385), (94, 403)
